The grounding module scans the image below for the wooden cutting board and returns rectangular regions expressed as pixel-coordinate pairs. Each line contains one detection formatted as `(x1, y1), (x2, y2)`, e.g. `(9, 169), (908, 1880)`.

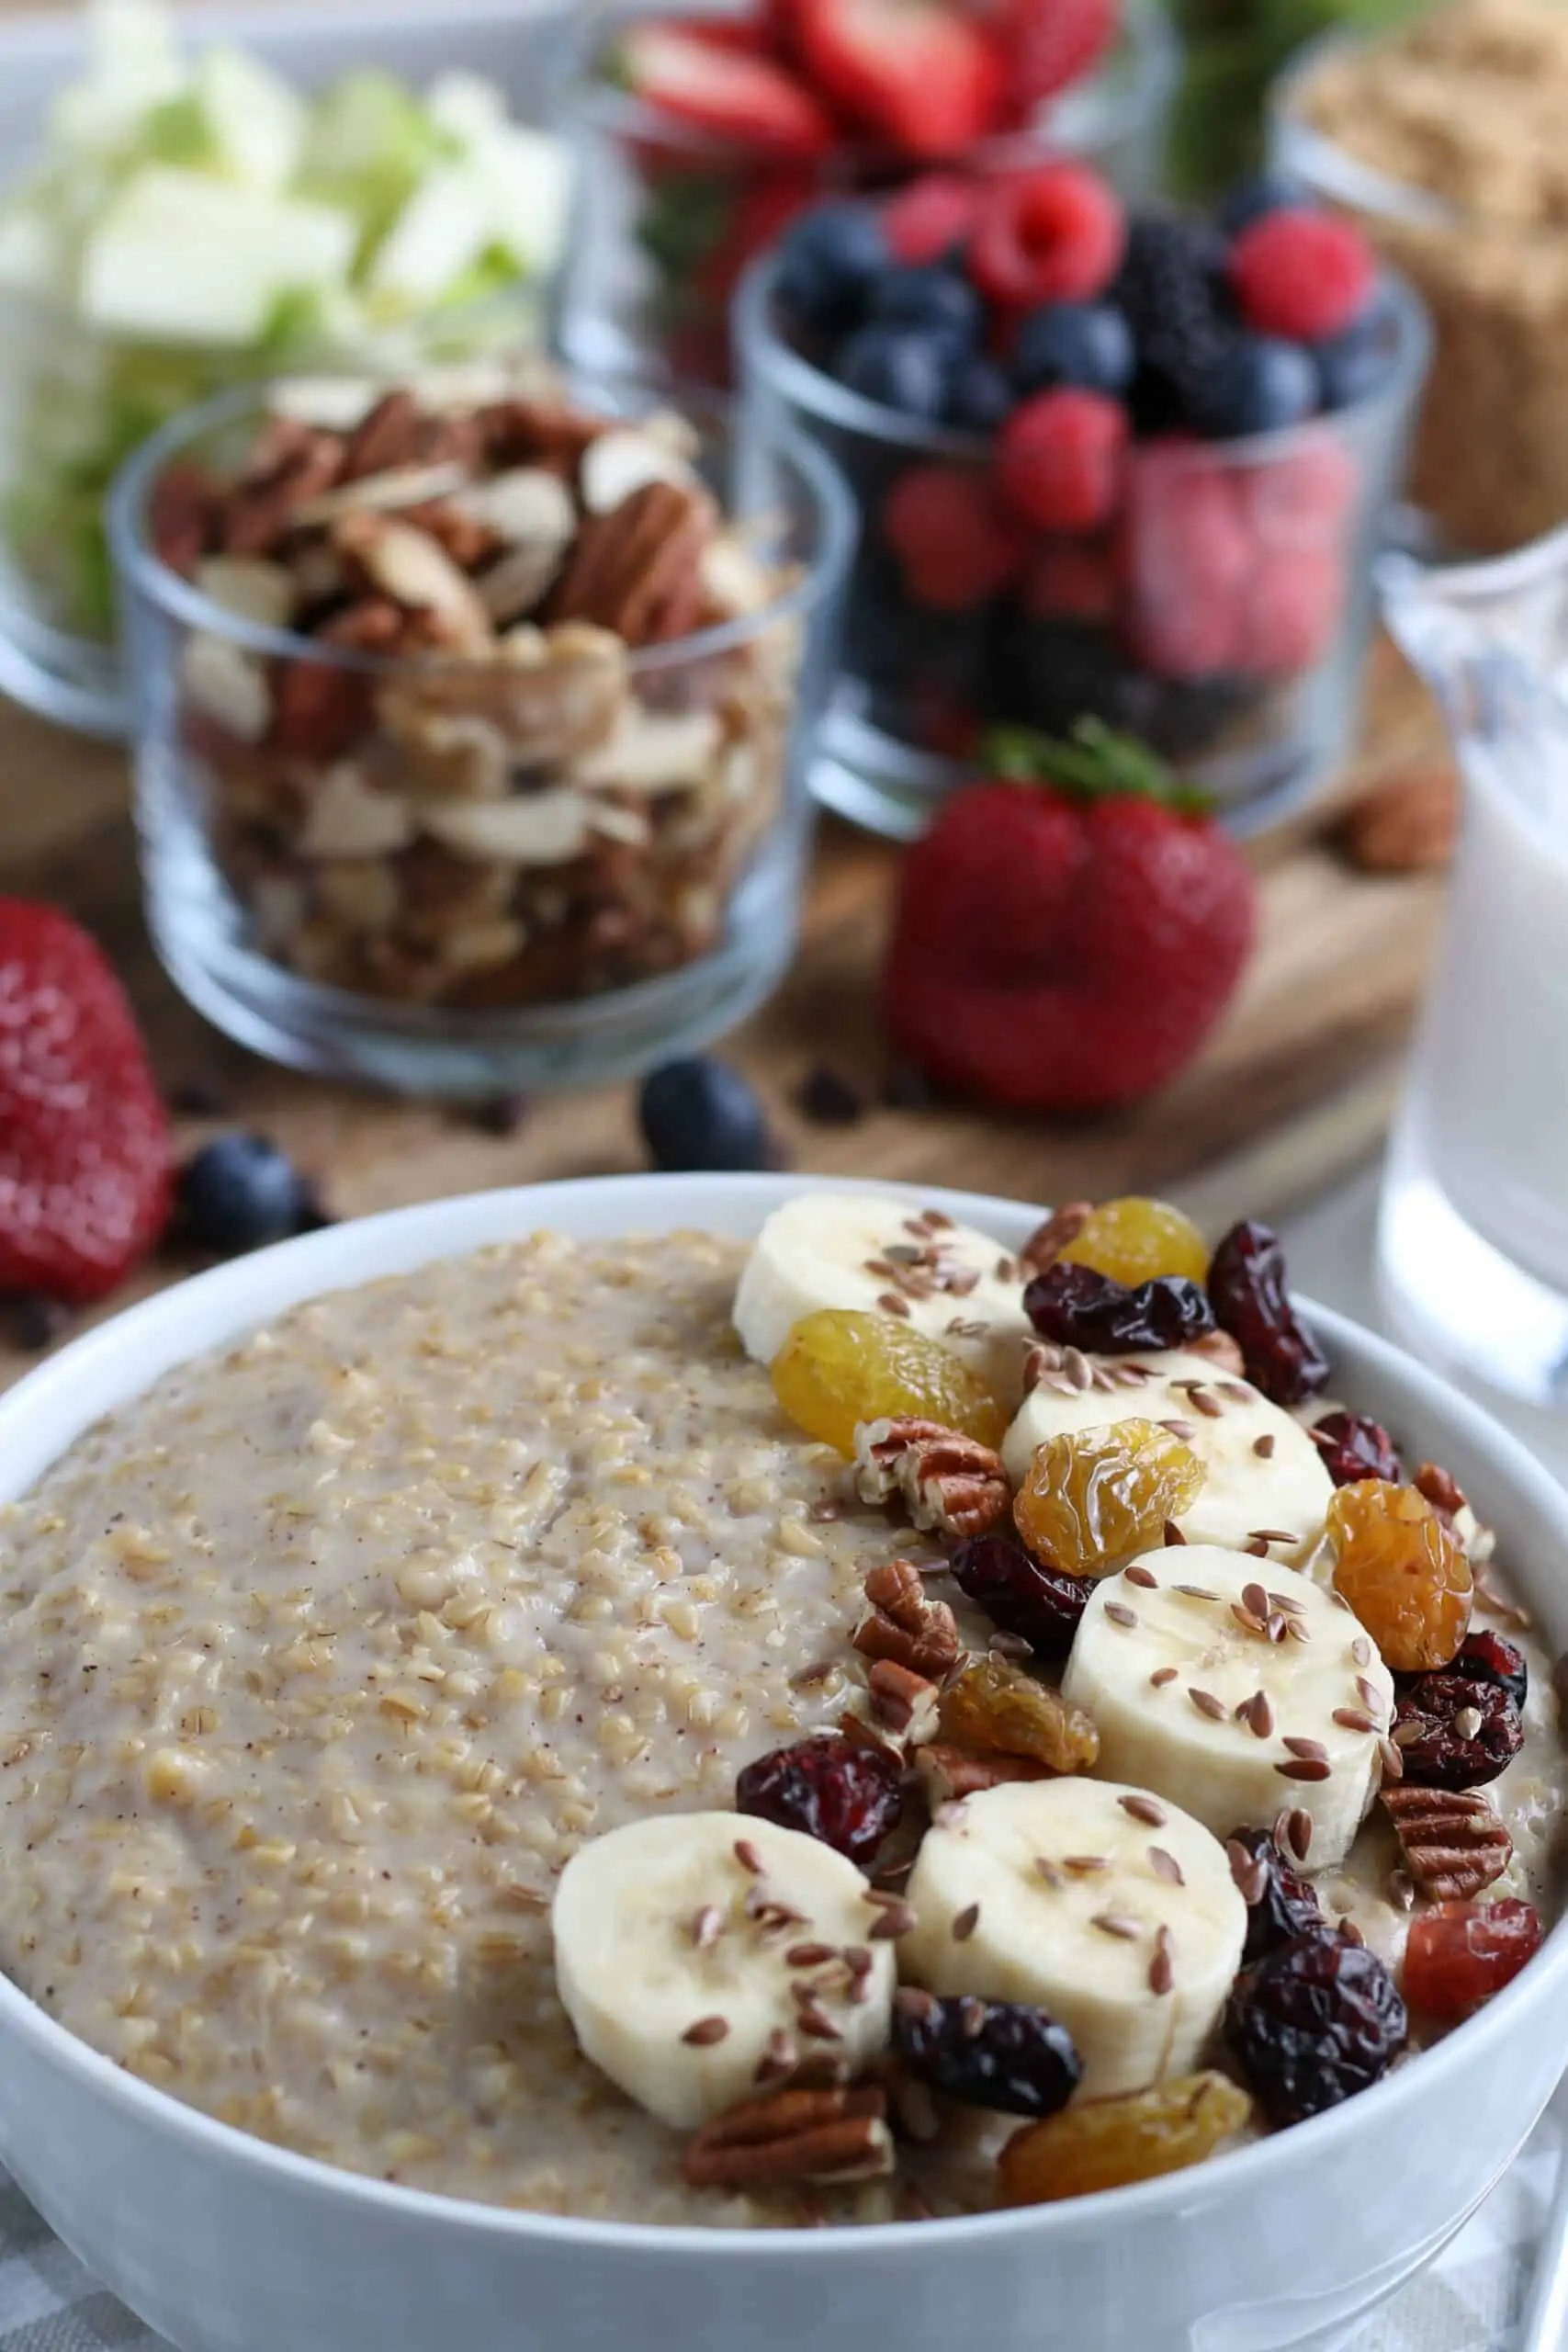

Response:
(0, 633), (1450, 1385)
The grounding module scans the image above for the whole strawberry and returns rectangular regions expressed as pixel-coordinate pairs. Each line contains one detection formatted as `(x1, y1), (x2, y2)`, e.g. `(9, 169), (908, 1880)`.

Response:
(881, 723), (1256, 1110)
(0, 900), (171, 1302)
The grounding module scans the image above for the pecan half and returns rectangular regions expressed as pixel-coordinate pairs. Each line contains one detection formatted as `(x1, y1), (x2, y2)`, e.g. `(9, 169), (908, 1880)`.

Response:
(1413, 1462), (1466, 1526)
(342, 390), (424, 481)
(1337, 765), (1459, 876)
(853, 1417), (1010, 1540)
(682, 2084), (893, 2189)
(863, 1658), (941, 1746)
(852, 1561), (961, 1681)
(913, 1744), (1053, 1806)
(1020, 1202), (1092, 1272)
(1186, 1329), (1247, 1377)
(1382, 1783), (1512, 1901)
(548, 479), (716, 648)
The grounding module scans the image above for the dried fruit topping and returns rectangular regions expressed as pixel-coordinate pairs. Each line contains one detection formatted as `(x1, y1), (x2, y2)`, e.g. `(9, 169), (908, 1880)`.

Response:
(1056, 1196), (1210, 1289)
(998, 2072), (1252, 2204)
(1013, 1419), (1206, 1577)
(735, 1736), (904, 1868)
(949, 1533), (1093, 1659)
(1023, 1261), (1217, 1356)
(1447, 1629), (1529, 1711)
(1390, 1676), (1523, 1792)
(853, 1417), (1010, 1539)
(894, 1989), (1083, 2119)
(1206, 1220), (1329, 1406)
(772, 1308), (1008, 1459)
(1403, 1899), (1543, 2025)
(1225, 1826), (1324, 1966)
(937, 1655), (1100, 1774)
(1309, 1410), (1404, 1489)
(1381, 1783), (1513, 1902)
(1225, 1928), (1408, 2127)
(1329, 1480), (1473, 1674)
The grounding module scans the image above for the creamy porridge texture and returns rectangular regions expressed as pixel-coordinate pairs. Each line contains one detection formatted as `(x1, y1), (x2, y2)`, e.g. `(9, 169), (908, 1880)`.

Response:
(0, 1204), (1560, 2226)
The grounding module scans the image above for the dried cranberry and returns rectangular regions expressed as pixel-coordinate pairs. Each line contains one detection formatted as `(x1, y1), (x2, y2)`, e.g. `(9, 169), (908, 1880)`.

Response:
(1450, 1628), (1529, 1710)
(1022, 1261), (1216, 1355)
(1226, 1826), (1324, 1966)
(736, 1736), (904, 1866)
(1390, 1675), (1523, 1791)
(1403, 1898), (1543, 2024)
(894, 1989), (1082, 2118)
(1310, 1410), (1403, 1487)
(1226, 1928), (1407, 2126)
(948, 1532), (1092, 1659)
(1207, 1221), (1329, 1406)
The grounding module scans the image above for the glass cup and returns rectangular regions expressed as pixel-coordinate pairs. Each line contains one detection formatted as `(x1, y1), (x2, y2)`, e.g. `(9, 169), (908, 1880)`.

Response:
(736, 247), (1430, 841)
(107, 380), (853, 1098)
(558, 0), (1180, 389)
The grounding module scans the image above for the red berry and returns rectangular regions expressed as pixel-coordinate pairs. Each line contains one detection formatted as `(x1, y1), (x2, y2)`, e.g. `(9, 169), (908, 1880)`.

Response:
(1245, 435), (1359, 548)
(1229, 209), (1376, 345)
(1118, 451), (1249, 680)
(793, 0), (1004, 157)
(1234, 542), (1343, 679)
(0, 899), (172, 1304)
(622, 24), (835, 157)
(1021, 536), (1117, 622)
(736, 1734), (905, 1864)
(997, 389), (1127, 533)
(970, 164), (1124, 309)
(994, 0), (1117, 112)
(1404, 1899), (1543, 2025)
(883, 461), (1024, 609)
(882, 172), (985, 264)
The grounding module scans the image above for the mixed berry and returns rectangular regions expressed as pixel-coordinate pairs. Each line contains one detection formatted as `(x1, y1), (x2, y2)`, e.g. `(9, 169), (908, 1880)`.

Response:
(766, 166), (1399, 773)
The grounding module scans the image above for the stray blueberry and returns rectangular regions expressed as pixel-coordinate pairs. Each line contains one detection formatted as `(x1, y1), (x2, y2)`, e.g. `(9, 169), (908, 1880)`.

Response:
(1190, 334), (1318, 437)
(794, 1065), (864, 1126)
(867, 265), (983, 353)
(1012, 301), (1135, 398)
(638, 1057), (772, 1173)
(466, 1091), (530, 1137)
(1315, 305), (1391, 411)
(945, 355), (1015, 433)
(1217, 173), (1304, 238)
(834, 324), (953, 421)
(176, 1134), (316, 1256)
(774, 203), (889, 337)
(4, 1294), (70, 1351)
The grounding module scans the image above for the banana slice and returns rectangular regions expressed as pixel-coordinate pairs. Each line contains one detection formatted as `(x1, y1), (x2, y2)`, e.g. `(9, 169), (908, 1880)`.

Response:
(552, 1812), (897, 2130)
(899, 1778), (1246, 2098)
(733, 1193), (1032, 1402)
(1061, 1546), (1394, 1871)
(1002, 1349), (1333, 1565)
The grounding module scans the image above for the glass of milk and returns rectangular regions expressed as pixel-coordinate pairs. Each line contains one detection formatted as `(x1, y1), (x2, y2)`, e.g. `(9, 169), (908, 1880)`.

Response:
(1378, 531), (1568, 1440)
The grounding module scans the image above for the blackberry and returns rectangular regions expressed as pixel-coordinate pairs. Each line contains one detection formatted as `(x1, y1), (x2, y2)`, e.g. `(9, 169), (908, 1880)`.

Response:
(984, 611), (1135, 738)
(1114, 670), (1262, 763)
(1114, 214), (1232, 425)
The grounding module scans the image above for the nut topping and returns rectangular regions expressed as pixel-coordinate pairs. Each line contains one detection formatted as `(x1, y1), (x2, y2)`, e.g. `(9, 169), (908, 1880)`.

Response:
(852, 1416), (1010, 1540)
(681, 2084), (894, 2189)
(1382, 1783), (1513, 1901)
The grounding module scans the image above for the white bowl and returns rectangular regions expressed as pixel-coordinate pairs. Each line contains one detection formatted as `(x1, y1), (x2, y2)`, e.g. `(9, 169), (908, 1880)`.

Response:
(0, 1172), (1563, 2352)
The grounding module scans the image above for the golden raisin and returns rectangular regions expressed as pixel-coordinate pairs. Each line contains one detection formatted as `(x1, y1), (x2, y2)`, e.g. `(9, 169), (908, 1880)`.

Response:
(772, 1309), (1007, 1459)
(1329, 1479), (1472, 1673)
(1014, 1419), (1206, 1577)
(938, 1655), (1100, 1774)
(1060, 1197), (1210, 1287)
(999, 2072), (1252, 2204)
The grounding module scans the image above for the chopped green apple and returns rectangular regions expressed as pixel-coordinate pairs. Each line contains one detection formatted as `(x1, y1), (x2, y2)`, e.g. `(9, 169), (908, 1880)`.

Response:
(80, 167), (356, 345)
(195, 47), (307, 192)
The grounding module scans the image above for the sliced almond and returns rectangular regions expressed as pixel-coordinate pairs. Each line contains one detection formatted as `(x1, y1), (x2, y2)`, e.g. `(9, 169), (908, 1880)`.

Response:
(267, 377), (380, 433)
(572, 704), (722, 796)
(297, 462), (474, 529)
(701, 533), (777, 618)
(194, 557), (296, 630)
(298, 763), (415, 859)
(452, 468), (575, 548)
(378, 628), (627, 764)
(419, 788), (596, 866)
(475, 543), (564, 626)
(393, 707), (511, 802)
(412, 356), (555, 414)
(334, 516), (491, 650)
(310, 856), (400, 934)
(581, 426), (700, 518)
(181, 631), (271, 743)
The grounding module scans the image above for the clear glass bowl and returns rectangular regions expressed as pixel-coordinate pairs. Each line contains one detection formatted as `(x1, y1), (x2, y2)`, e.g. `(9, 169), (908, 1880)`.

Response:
(107, 380), (853, 1097)
(558, 0), (1179, 388)
(735, 249), (1430, 841)
(1270, 31), (1567, 560)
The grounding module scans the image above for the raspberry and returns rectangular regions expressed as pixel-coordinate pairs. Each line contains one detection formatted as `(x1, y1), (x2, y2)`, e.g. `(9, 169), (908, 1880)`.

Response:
(1234, 543), (1344, 680)
(882, 462), (1024, 610)
(996, 389), (1127, 534)
(1245, 436), (1359, 548)
(883, 173), (984, 265)
(970, 165), (1125, 311)
(997, 0), (1118, 109)
(1229, 210), (1377, 345)
(1118, 452), (1249, 680)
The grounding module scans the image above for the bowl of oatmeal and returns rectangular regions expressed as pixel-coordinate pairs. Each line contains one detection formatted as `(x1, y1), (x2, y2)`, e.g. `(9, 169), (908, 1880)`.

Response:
(0, 1171), (1562, 2352)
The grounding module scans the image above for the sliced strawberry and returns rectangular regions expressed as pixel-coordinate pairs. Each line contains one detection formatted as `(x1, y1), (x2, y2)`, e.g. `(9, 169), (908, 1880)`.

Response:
(793, 0), (1005, 158)
(622, 23), (835, 156)
(997, 0), (1118, 113)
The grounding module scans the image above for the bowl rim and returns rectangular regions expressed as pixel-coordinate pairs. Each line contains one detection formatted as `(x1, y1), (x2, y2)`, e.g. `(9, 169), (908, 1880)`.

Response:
(734, 240), (1433, 465)
(105, 375), (856, 678)
(0, 1167), (1563, 2257)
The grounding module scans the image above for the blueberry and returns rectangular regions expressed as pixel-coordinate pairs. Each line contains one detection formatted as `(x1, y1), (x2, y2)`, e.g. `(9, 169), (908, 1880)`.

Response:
(945, 355), (1015, 433)
(1315, 304), (1391, 410)
(773, 202), (889, 337)
(1218, 173), (1305, 237)
(1012, 301), (1135, 398)
(177, 1134), (313, 1255)
(833, 324), (953, 420)
(867, 265), (982, 353)
(638, 1058), (772, 1173)
(1190, 334), (1319, 437)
